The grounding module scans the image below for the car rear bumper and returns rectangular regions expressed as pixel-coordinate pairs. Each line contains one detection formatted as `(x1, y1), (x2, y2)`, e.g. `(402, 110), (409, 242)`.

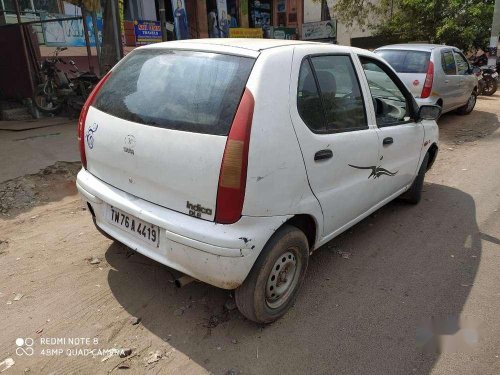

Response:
(76, 169), (290, 289)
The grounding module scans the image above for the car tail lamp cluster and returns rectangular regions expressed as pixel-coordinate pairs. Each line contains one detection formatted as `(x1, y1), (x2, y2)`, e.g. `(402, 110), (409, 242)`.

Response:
(420, 61), (434, 99)
(77, 71), (112, 169)
(215, 88), (255, 224)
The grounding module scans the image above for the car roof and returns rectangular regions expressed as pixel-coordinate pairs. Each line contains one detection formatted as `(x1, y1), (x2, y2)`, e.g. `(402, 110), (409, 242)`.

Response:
(140, 38), (317, 57)
(139, 39), (377, 60)
(375, 43), (456, 52)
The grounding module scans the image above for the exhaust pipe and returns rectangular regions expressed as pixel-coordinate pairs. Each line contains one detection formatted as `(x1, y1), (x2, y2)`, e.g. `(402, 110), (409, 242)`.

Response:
(174, 275), (195, 288)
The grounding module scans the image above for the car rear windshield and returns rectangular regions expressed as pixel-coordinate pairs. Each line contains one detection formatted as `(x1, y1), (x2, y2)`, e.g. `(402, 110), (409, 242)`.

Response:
(375, 50), (431, 73)
(93, 49), (255, 136)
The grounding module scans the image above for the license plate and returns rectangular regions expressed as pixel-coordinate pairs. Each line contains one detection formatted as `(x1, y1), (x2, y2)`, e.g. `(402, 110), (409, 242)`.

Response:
(492, 72), (498, 78)
(106, 206), (160, 247)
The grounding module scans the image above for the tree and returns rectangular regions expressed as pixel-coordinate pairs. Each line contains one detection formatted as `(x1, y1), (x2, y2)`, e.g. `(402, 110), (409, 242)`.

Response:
(329, 0), (494, 51)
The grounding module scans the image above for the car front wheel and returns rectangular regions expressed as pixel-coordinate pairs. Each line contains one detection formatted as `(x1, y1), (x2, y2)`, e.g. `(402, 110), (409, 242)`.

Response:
(399, 152), (429, 204)
(235, 225), (309, 323)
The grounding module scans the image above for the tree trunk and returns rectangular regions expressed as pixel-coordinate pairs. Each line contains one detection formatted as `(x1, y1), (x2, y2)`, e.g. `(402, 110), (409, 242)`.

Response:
(100, 0), (122, 71)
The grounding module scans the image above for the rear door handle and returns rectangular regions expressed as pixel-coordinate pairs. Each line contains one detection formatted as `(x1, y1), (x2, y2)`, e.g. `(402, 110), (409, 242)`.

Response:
(383, 137), (393, 145)
(314, 149), (333, 161)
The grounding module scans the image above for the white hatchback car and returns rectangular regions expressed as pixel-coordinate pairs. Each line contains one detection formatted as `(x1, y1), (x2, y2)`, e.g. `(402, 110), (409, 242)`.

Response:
(77, 39), (440, 323)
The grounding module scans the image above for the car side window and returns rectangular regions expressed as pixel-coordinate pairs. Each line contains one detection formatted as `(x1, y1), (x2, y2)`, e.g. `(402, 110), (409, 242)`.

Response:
(359, 56), (411, 127)
(310, 55), (367, 133)
(453, 51), (469, 75)
(297, 59), (325, 132)
(441, 51), (457, 75)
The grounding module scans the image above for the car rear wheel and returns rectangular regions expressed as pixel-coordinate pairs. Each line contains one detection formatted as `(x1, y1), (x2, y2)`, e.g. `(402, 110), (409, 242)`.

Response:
(399, 152), (429, 204)
(235, 225), (309, 323)
(456, 91), (477, 115)
(482, 76), (497, 96)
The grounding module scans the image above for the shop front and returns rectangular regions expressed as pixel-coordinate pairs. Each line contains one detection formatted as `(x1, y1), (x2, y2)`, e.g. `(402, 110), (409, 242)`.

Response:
(121, 0), (346, 46)
(137, 0), (305, 43)
(202, 0), (302, 39)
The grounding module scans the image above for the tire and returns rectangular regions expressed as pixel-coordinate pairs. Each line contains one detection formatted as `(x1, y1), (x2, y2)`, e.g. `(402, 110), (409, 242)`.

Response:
(482, 76), (497, 96)
(33, 83), (63, 114)
(235, 225), (309, 323)
(456, 91), (477, 115)
(399, 152), (429, 204)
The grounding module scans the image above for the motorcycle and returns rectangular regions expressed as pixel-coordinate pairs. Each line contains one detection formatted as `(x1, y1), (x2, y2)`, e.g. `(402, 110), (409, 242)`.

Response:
(33, 47), (100, 114)
(469, 53), (498, 96)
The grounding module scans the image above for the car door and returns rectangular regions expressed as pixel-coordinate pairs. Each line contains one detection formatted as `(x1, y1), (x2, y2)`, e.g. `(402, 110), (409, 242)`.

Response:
(439, 49), (461, 110)
(357, 55), (425, 204)
(289, 50), (380, 238)
(453, 50), (475, 105)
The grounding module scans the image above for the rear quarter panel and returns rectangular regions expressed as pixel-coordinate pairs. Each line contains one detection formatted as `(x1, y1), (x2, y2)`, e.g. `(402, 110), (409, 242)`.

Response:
(242, 47), (322, 229)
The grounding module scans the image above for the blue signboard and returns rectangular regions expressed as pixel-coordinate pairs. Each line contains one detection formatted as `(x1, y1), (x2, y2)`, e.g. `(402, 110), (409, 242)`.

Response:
(41, 13), (103, 47)
(134, 20), (162, 45)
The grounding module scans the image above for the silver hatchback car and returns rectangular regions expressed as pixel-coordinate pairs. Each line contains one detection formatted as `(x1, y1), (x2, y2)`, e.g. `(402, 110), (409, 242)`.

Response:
(375, 44), (478, 115)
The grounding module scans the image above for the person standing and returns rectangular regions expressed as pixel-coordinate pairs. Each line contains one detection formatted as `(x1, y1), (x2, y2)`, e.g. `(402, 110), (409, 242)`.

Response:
(174, 0), (189, 39)
(208, 8), (219, 38)
(220, 10), (229, 38)
(229, 9), (238, 28)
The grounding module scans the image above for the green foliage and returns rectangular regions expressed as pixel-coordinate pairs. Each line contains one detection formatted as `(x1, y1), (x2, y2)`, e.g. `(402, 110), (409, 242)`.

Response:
(330, 0), (494, 51)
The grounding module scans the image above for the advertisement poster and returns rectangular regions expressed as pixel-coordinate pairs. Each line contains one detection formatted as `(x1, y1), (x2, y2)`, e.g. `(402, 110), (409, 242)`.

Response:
(41, 13), (103, 47)
(273, 27), (297, 40)
(134, 20), (162, 45)
(301, 20), (336, 40)
(229, 27), (263, 38)
(216, 0), (229, 37)
(171, 0), (190, 39)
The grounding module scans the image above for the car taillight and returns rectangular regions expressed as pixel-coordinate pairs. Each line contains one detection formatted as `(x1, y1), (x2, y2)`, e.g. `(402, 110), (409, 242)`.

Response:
(215, 88), (255, 224)
(77, 71), (111, 169)
(420, 60), (434, 99)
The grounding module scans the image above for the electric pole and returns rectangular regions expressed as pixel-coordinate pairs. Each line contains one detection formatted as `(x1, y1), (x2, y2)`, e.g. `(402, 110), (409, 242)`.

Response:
(489, 0), (500, 66)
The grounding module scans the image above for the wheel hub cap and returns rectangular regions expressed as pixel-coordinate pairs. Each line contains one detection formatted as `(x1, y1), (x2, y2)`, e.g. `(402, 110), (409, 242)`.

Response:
(265, 251), (299, 309)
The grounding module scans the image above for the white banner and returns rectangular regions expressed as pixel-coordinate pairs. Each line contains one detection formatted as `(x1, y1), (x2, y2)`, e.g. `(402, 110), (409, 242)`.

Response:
(301, 20), (336, 40)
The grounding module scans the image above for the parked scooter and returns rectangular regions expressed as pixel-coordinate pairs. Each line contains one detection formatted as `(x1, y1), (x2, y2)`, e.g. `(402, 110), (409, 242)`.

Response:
(33, 47), (100, 114)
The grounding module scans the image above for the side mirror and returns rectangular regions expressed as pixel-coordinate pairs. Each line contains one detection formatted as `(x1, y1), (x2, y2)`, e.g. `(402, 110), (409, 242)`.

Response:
(418, 105), (441, 121)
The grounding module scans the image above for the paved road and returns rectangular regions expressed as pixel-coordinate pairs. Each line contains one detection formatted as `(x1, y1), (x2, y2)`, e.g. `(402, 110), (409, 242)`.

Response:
(0, 94), (499, 374)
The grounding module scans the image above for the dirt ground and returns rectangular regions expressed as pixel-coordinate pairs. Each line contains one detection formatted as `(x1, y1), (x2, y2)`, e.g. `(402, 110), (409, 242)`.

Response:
(1, 94), (500, 375)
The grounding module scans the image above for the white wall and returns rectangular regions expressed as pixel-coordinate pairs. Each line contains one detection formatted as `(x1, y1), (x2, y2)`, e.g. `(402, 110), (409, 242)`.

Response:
(141, 0), (157, 21)
(303, 0), (321, 23)
(303, 0), (378, 46)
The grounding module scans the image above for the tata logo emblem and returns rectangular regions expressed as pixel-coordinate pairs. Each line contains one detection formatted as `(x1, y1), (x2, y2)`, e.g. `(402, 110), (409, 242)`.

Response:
(123, 135), (136, 155)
